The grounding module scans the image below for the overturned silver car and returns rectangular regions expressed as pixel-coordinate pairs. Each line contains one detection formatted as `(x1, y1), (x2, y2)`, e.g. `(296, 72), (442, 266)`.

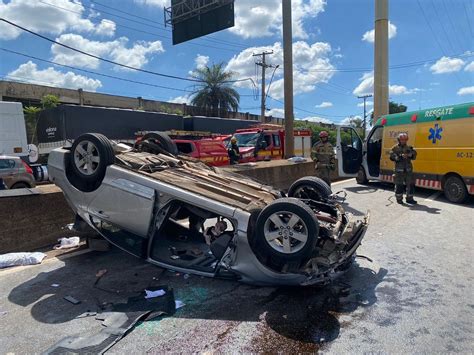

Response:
(48, 132), (369, 286)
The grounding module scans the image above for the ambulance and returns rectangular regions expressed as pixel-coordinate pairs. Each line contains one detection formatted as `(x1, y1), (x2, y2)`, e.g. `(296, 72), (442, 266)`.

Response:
(335, 102), (474, 203)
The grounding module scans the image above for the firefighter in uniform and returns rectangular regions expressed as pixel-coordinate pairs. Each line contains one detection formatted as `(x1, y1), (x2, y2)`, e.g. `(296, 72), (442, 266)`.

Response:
(228, 136), (240, 165)
(390, 133), (417, 204)
(311, 131), (336, 187)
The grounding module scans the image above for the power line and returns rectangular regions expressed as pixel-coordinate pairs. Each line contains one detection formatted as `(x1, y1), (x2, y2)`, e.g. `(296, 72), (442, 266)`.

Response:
(0, 48), (193, 93)
(0, 18), (203, 82)
(430, 0), (457, 55)
(0, 47), (257, 98)
(267, 95), (352, 119)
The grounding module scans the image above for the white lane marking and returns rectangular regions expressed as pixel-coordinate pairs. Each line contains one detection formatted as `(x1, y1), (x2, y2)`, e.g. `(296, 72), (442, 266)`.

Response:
(333, 178), (356, 186)
(425, 191), (442, 202)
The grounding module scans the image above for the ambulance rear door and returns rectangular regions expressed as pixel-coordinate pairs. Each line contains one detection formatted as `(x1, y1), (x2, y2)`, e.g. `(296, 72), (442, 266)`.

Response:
(336, 126), (364, 177)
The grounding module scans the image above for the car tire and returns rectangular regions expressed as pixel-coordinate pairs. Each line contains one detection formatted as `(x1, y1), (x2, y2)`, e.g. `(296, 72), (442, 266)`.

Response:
(287, 177), (332, 201)
(68, 133), (115, 192)
(444, 176), (468, 203)
(356, 167), (368, 185)
(255, 198), (319, 262)
(11, 182), (29, 189)
(140, 132), (179, 156)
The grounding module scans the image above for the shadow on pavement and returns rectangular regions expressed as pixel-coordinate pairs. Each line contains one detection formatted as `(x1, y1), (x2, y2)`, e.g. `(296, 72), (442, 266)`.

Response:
(7, 248), (386, 349)
(408, 203), (441, 214)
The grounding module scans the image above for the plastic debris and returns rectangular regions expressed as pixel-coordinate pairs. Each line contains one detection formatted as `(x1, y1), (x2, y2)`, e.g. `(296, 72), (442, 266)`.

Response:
(53, 237), (80, 250)
(64, 295), (81, 305)
(287, 156), (307, 163)
(144, 289), (166, 299)
(0, 252), (46, 268)
(51, 283), (60, 287)
(175, 300), (185, 309)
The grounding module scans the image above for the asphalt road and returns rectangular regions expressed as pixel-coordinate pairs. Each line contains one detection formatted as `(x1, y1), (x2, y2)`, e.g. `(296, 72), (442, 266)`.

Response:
(1, 179), (473, 354)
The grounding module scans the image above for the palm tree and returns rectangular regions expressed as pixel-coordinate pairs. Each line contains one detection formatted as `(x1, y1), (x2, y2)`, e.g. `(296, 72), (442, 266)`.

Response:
(190, 63), (240, 117)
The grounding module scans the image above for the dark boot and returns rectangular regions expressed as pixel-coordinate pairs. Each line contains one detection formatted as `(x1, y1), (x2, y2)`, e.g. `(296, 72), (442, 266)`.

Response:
(406, 196), (417, 204)
(396, 193), (403, 204)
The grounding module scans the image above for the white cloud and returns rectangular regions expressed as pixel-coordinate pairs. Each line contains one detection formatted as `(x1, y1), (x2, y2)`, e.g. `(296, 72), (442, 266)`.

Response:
(226, 41), (335, 99)
(0, 0), (116, 40)
(169, 95), (191, 104)
(267, 108), (285, 117)
(315, 101), (333, 108)
(230, 0), (326, 39)
(430, 56), (465, 74)
(464, 61), (474, 72)
(7, 61), (102, 91)
(195, 54), (209, 69)
(134, 0), (169, 7)
(51, 34), (164, 70)
(362, 22), (397, 43)
(457, 86), (474, 96)
(357, 100), (373, 107)
(352, 72), (419, 96)
(300, 116), (334, 124)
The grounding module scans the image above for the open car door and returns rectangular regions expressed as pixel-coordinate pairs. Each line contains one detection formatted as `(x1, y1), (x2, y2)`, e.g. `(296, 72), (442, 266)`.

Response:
(336, 126), (363, 177)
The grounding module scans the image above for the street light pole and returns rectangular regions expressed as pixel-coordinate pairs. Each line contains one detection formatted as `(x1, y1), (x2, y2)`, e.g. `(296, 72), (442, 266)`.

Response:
(373, 0), (389, 123)
(282, 0), (294, 158)
(358, 94), (372, 139)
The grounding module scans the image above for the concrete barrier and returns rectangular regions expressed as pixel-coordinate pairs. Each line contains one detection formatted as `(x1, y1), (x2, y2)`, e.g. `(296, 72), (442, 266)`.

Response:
(0, 160), (339, 253)
(223, 159), (339, 190)
(0, 185), (74, 254)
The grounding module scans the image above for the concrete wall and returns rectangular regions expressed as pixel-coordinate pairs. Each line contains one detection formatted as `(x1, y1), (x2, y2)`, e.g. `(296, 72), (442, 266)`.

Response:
(0, 80), (270, 122)
(223, 159), (339, 190)
(0, 186), (74, 253)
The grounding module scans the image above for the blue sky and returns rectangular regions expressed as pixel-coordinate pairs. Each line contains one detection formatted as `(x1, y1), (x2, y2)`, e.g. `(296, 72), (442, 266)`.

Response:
(0, 0), (473, 124)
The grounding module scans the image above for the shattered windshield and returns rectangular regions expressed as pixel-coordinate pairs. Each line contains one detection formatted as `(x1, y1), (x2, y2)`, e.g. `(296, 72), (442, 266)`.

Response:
(234, 132), (260, 147)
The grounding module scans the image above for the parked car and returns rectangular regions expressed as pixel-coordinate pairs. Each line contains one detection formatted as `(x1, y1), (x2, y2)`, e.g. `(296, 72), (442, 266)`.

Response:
(0, 155), (36, 189)
(48, 133), (369, 286)
(0, 177), (7, 190)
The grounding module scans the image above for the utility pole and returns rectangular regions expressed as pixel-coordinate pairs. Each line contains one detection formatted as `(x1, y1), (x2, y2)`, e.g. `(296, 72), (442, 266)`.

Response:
(358, 94), (372, 139)
(253, 51), (274, 123)
(373, 0), (389, 124)
(282, 0), (294, 158)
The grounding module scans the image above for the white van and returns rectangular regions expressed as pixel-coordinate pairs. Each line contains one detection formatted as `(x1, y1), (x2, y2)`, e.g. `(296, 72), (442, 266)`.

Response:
(0, 101), (28, 158)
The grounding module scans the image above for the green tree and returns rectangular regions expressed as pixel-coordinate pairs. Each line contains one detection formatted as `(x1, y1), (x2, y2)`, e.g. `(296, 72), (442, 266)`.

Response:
(190, 63), (240, 116)
(371, 101), (408, 121)
(294, 120), (337, 146)
(41, 94), (60, 109)
(23, 106), (41, 143)
(389, 101), (407, 114)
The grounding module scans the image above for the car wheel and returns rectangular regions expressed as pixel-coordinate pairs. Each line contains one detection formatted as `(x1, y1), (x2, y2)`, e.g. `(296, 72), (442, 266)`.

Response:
(255, 198), (319, 262)
(140, 132), (178, 156)
(11, 182), (29, 189)
(68, 133), (115, 192)
(287, 177), (332, 201)
(356, 167), (368, 185)
(444, 176), (468, 203)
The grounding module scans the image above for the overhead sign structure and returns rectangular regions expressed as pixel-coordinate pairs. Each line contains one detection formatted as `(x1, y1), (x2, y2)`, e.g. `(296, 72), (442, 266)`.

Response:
(165, 0), (235, 45)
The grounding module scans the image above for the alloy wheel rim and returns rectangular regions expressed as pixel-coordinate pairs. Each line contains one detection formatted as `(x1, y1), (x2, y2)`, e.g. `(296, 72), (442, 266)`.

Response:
(263, 211), (308, 254)
(74, 140), (100, 175)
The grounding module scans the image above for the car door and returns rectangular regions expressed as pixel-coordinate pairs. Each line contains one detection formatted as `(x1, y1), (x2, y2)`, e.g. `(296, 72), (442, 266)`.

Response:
(87, 177), (156, 257)
(336, 126), (363, 177)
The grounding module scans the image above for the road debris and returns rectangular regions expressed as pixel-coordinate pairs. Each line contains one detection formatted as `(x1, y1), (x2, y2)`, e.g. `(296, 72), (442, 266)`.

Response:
(63, 296), (81, 305)
(53, 237), (80, 250)
(50, 284), (60, 287)
(175, 300), (185, 309)
(0, 252), (46, 268)
(145, 289), (166, 299)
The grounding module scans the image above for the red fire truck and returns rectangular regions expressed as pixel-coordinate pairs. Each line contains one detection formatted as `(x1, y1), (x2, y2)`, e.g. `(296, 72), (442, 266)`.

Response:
(135, 130), (229, 166)
(231, 125), (312, 163)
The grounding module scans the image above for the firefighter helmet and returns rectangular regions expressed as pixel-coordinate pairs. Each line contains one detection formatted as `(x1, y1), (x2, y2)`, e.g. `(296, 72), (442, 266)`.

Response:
(230, 137), (237, 144)
(397, 132), (409, 142)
